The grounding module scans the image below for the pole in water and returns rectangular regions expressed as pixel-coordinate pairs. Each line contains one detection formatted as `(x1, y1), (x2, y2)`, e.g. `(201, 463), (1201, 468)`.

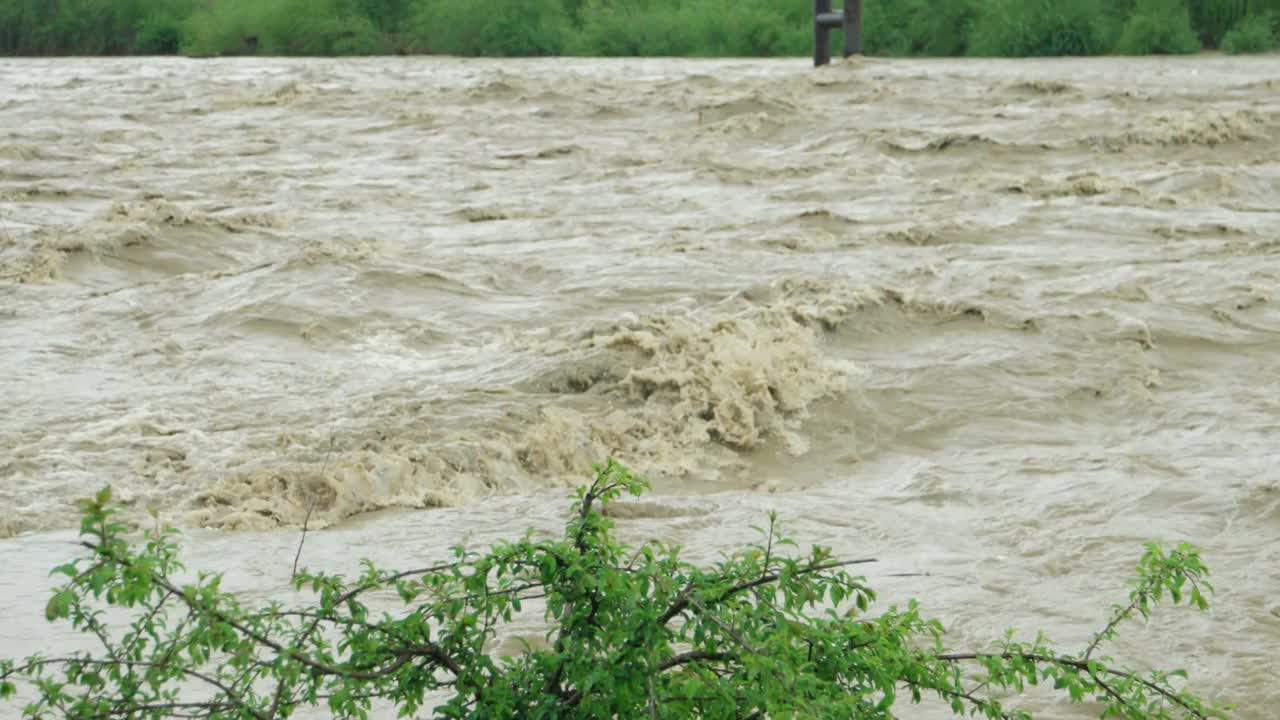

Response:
(844, 0), (862, 56)
(814, 0), (862, 67)
(813, 0), (832, 67)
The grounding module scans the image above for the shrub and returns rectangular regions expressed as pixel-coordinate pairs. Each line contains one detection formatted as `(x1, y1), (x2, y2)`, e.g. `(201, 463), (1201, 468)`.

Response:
(1186, 0), (1249, 46)
(568, 0), (810, 57)
(908, 0), (981, 55)
(688, 0), (809, 57)
(0, 461), (1232, 719)
(568, 0), (700, 56)
(865, 0), (980, 56)
(258, 0), (388, 55)
(0, 0), (174, 54)
(179, 0), (270, 56)
(134, 17), (182, 54)
(1221, 11), (1279, 51)
(180, 0), (387, 56)
(968, 0), (1115, 56)
(1115, 0), (1202, 53)
(355, 0), (415, 31)
(1184, 0), (1280, 46)
(409, 0), (569, 56)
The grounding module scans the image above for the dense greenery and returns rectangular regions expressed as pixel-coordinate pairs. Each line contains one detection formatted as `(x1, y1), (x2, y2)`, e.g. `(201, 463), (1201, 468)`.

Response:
(2, 0), (1279, 56)
(1, 461), (1233, 718)
(1114, 0), (1203, 55)
(1221, 10), (1280, 51)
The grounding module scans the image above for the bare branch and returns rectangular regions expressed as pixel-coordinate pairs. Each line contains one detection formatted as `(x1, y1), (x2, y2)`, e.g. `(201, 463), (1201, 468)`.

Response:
(291, 431), (335, 580)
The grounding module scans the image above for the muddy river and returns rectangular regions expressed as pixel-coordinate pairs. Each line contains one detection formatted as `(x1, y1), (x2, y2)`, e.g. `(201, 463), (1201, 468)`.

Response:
(1, 55), (1277, 717)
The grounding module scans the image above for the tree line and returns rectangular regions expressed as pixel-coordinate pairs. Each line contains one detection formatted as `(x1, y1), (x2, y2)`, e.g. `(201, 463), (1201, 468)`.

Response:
(1, 0), (1278, 57)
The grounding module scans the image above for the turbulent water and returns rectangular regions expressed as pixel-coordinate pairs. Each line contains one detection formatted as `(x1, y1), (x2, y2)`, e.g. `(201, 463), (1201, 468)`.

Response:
(1, 55), (1278, 717)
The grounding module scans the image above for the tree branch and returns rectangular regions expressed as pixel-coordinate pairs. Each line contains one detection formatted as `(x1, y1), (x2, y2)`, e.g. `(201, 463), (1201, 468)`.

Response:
(657, 650), (735, 672)
(656, 558), (877, 628)
(79, 540), (461, 685)
(934, 651), (1208, 719)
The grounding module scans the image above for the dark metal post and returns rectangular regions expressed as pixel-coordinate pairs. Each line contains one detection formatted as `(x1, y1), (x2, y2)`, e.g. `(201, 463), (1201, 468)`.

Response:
(814, 0), (832, 67)
(844, 0), (862, 56)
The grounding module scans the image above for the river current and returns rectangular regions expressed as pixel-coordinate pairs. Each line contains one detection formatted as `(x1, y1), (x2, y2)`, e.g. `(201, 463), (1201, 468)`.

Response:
(1, 55), (1277, 717)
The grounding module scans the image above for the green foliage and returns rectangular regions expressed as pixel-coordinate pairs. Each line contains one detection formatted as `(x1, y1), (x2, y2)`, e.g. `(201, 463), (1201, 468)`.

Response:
(568, 0), (695, 56)
(5, 0), (1279, 57)
(179, 0), (268, 57)
(968, 0), (1115, 56)
(568, 0), (809, 58)
(1185, 0), (1280, 45)
(261, 0), (388, 55)
(355, 0), (415, 32)
(1116, 0), (1202, 54)
(0, 0), (189, 55)
(1187, 0), (1247, 45)
(864, 0), (979, 56)
(1, 460), (1234, 719)
(1221, 11), (1279, 51)
(181, 0), (386, 57)
(409, 0), (570, 56)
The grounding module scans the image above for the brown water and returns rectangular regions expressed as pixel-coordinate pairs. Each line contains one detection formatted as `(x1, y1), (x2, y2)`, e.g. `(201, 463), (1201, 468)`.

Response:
(1, 55), (1278, 717)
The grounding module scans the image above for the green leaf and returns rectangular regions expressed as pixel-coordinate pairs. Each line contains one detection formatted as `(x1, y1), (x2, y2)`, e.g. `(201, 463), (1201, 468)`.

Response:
(44, 592), (70, 622)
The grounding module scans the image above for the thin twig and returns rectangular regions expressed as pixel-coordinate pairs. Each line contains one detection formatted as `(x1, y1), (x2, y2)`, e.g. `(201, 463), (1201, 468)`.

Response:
(1085, 587), (1146, 662)
(689, 599), (765, 657)
(922, 683), (1014, 720)
(291, 432), (336, 579)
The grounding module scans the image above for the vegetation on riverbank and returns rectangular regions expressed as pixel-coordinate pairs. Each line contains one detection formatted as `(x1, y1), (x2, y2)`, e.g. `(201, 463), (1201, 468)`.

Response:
(1, 0), (1278, 57)
(0, 461), (1231, 719)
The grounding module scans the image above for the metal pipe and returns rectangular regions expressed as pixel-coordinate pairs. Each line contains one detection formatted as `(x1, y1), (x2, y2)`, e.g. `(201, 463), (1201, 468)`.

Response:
(815, 12), (844, 28)
(813, 0), (832, 67)
(844, 0), (862, 56)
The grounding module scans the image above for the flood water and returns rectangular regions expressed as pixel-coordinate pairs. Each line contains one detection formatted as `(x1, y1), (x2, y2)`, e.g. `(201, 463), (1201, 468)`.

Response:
(1, 55), (1278, 717)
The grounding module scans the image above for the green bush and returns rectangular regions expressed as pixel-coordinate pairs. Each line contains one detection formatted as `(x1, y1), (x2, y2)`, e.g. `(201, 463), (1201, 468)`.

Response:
(865, 0), (979, 56)
(569, 0), (809, 57)
(355, 0), (415, 31)
(968, 0), (1115, 56)
(134, 17), (182, 54)
(569, 0), (701, 56)
(1186, 0), (1280, 46)
(693, 0), (809, 57)
(0, 461), (1233, 719)
(259, 0), (387, 55)
(1221, 11), (1279, 51)
(179, 0), (268, 56)
(1115, 0), (1202, 53)
(410, 0), (569, 56)
(1187, 0), (1249, 45)
(0, 0), (174, 54)
(181, 0), (386, 57)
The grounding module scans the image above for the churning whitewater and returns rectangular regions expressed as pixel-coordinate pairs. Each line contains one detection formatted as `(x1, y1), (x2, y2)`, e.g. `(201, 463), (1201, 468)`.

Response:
(0, 55), (1277, 717)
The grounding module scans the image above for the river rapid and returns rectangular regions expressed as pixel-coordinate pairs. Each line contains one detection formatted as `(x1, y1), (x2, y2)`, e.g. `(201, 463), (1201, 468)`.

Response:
(1, 55), (1278, 717)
